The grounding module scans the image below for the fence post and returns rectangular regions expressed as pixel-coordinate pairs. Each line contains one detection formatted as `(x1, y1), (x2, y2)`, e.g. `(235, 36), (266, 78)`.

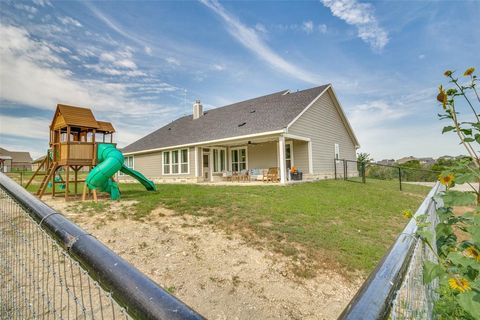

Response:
(334, 159), (337, 180)
(343, 159), (347, 180)
(362, 162), (366, 184)
(398, 167), (402, 191)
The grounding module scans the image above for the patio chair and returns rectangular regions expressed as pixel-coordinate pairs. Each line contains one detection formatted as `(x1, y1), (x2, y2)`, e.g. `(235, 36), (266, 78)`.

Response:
(222, 171), (233, 181)
(265, 167), (279, 182)
(239, 169), (250, 182)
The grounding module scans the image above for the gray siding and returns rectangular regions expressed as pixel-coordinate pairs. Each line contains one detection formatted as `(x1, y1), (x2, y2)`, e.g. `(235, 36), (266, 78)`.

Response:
(292, 140), (308, 173)
(288, 89), (357, 176)
(248, 141), (277, 169)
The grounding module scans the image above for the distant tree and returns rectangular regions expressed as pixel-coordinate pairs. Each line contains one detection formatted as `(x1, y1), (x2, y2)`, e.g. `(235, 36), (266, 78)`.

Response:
(357, 152), (373, 164)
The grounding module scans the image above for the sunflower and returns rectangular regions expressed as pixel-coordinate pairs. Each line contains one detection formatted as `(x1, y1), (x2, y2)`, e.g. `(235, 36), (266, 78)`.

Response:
(439, 174), (455, 187)
(437, 85), (447, 109)
(448, 277), (471, 293)
(464, 67), (475, 76)
(464, 246), (480, 261)
(444, 70), (453, 77)
(402, 209), (413, 219)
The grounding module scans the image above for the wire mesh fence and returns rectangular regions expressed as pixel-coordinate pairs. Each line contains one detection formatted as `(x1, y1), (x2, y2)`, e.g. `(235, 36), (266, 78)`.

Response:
(0, 173), (204, 320)
(0, 188), (130, 319)
(340, 182), (444, 319)
(335, 159), (440, 193)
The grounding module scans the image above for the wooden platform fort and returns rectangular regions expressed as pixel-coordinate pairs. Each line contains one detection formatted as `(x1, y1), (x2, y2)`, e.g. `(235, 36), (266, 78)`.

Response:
(26, 104), (116, 200)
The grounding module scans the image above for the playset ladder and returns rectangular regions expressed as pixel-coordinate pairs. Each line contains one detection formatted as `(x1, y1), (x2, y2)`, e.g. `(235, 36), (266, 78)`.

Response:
(37, 162), (57, 199)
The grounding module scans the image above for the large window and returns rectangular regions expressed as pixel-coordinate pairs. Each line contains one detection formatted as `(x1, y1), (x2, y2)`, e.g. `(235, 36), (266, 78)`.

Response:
(120, 156), (134, 175)
(231, 148), (247, 172)
(213, 148), (226, 173)
(285, 142), (293, 170)
(163, 149), (189, 175)
(163, 152), (170, 174)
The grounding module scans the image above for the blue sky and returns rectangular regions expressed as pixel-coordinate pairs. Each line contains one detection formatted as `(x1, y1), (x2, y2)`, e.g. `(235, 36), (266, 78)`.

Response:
(0, 0), (479, 160)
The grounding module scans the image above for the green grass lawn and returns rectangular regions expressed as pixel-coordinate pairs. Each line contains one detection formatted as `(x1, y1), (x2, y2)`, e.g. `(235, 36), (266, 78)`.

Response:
(114, 179), (430, 275)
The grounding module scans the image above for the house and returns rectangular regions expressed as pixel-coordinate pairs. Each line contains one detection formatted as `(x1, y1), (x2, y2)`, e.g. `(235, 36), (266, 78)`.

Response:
(417, 157), (435, 165)
(0, 147), (33, 172)
(121, 84), (360, 184)
(376, 159), (395, 166)
(32, 155), (46, 171)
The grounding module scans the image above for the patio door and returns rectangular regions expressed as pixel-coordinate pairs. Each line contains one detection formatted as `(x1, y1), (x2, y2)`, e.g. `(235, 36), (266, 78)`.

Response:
(231, 148), (247, 172)
(202, 149), (210, 181)
(285, 142), (293, 179)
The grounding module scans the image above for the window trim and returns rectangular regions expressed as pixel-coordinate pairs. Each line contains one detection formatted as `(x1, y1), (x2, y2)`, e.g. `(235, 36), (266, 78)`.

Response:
(120, 155), (134, 176)
(162, 148), (190, 175)
(230, 146), (248, 172)
(212, 147), (227, 173)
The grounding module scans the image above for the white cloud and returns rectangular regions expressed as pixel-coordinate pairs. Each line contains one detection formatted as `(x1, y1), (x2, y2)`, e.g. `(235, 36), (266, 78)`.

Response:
(255, 23), (267, 34)
(144, 46), (152, 55)
(200, 0), (321, 84)
(321, 0), (388, 51)
(58, 16), (82, 28)
(14, 3), (38, 14)
(166, 57), (181, 66)
(212, 63), (225, 71)
(113, 59), (137, 69)
(32, 0), (53, 7)
(302, 21), (314, 34)
(0, 115), (47, 139)
(318, 24), (328, 34)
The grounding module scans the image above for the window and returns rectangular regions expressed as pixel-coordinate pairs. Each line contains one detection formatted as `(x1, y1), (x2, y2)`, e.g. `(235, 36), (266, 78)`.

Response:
(120, 156), (134, 175)
(334, 143), (340, 160)
(181, 149), (188, 173)
(162, 149), (189, 175)
(163, 152), (170, 174)
(213, 148), (226, 173)
(231, 148), (247, 172)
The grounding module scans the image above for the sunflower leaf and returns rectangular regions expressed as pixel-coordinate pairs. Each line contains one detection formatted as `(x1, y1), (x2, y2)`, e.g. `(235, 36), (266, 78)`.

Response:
(442, 126), (456, 133)
(456, 292), (480, 320)
(423, 261), (444, 284)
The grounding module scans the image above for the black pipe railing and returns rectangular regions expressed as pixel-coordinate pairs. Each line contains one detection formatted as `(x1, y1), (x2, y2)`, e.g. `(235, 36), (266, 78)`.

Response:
(338, 182), (443, 319)
(0, 172), (205, 320)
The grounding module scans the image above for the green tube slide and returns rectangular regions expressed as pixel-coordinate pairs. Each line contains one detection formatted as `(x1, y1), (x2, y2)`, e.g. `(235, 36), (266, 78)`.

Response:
(86, 143), (156, 200)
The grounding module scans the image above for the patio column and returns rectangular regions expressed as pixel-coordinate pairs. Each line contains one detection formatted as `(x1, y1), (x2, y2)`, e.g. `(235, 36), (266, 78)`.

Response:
(209, 150), (214, 182)
(194, 147), (200, 178)
(308, 141), (313, 174)
(278, 135), (286, 184)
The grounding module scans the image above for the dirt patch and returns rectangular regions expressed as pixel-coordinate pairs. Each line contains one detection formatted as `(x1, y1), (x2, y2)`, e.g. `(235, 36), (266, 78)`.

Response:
(44, 198), (362, 319)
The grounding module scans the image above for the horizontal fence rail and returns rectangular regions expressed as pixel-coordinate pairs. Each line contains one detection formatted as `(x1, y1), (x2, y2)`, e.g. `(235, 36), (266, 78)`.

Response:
(0, 172), (205, 320)
(339, 182), (444, 319)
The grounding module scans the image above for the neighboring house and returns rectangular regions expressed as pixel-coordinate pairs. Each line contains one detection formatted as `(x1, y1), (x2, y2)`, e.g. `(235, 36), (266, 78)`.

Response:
(121, 84), (360, 184)
(417, 157), (435, 165)
(0, 147), (33, 172)
(376, 159), (395, 166)
(32, 155), (46, 171)
(397, 156), (436, 165)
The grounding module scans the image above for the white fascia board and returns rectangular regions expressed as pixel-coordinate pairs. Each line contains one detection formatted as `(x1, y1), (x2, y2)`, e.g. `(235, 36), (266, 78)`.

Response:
(123, 129), (285, 156)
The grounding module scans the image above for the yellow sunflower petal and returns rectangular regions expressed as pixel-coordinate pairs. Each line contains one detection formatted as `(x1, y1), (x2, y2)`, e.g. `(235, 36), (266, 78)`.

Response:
(464, 67), (475, 76)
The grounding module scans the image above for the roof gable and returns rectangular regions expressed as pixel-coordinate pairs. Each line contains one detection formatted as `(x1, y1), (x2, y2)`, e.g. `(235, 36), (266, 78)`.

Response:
(51, 104), (99, 129)
(122, 85), (331, 153)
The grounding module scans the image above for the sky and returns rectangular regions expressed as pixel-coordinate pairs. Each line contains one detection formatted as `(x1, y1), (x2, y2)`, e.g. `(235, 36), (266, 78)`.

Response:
(0, 0), (479, 160)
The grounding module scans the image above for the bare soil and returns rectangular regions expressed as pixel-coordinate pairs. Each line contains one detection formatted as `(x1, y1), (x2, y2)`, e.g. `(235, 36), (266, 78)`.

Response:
(44, 198), (362, 320)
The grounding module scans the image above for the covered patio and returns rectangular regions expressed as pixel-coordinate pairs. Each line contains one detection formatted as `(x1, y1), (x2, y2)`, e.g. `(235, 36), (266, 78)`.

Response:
(192, 133), (313, 184)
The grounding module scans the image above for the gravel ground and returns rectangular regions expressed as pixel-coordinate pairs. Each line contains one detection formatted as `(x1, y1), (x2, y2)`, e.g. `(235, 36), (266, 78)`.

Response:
(45, 198), (362, 320)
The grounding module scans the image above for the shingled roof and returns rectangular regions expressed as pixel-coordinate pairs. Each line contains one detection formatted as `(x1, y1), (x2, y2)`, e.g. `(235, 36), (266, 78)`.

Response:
(122, 85), (330, 153)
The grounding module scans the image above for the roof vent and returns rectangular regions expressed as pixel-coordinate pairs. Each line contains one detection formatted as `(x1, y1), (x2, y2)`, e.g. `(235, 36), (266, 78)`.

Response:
(250, 110), (256, 113)
(238, 122), (246, 127)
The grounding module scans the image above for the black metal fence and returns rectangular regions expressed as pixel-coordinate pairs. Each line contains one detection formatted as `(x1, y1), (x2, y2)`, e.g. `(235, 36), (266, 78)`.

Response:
(340, 182), (444, 319)
(0, 172), (204, 319)
(334, 159), (440, 191)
